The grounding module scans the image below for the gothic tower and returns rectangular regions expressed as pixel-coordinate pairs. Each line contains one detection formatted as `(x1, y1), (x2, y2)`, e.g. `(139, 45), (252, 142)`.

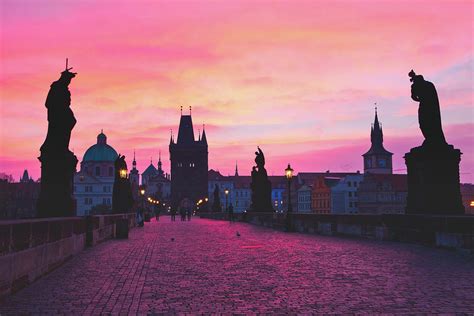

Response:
(362, 108), (393, 174)
(169, 108), (208, 210)
(129, 151), (140, 200)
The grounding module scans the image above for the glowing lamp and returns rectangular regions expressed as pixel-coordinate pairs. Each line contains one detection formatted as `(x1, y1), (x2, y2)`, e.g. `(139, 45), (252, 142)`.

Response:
(285, 164), (294, 180)
(119, 169), (127, 179)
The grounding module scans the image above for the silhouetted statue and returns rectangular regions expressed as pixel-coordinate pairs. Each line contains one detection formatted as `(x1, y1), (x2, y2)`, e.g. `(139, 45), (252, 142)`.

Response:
(409, 70), (447, 147)
(211, 184), (222, 212)
(250, 147), (274, 212)
(112, 155), (134, 214)
(405, 70), (464, 214)
(37, 60), (78, 217)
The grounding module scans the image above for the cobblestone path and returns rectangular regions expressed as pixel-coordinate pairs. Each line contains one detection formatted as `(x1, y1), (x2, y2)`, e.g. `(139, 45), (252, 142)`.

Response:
(1, 217), (473, 314)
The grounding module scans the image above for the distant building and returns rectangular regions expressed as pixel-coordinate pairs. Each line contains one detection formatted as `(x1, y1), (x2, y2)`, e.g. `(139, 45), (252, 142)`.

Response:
(208, 169), (234, 211)
(306, 172), (359, 214)
(0, 170), (39, 219)
(460, 183), (474, 214)
(357, 174), (407, 214)
(312, 175), (332, 214)
(297, 185), (312, 212)
(363, 108), (393, 174)
(232, 176), (252, 213)
(329, 173), (364, 214)
(170, 110), (208, 210)
(269, 176), (286, 212)
(74, 131), (118, 216)
(141, 153), (171, 204)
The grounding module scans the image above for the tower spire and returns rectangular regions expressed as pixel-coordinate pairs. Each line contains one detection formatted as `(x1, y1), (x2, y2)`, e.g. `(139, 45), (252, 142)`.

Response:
(235, 161), (239, 176)
(189, 106), (192, 115)
(180, 106), (183, 116)
(201, 124), (207, 144)
(132, 150), (136, 168)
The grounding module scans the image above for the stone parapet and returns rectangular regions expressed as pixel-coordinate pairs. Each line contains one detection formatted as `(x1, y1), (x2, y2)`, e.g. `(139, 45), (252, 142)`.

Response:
(0, 213), (135, 298)
(200, 212), (474, 253)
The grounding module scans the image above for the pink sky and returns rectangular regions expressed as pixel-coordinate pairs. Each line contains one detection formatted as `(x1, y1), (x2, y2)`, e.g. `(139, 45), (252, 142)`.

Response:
(1, 0), (473, 182)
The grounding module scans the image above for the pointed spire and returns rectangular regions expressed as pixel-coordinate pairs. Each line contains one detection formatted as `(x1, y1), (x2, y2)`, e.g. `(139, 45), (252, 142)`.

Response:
(370, 104), (385, 148)
(157, 150), (163, 175)
(201, 124), (207, 144)
(198, 128), (201, 141)
(235, 161), (239, 177)
(169, 129), (174, 144)
(132, 150), (136, 167)
(180, 106), (183, 115)
(189, 106), (192, 115)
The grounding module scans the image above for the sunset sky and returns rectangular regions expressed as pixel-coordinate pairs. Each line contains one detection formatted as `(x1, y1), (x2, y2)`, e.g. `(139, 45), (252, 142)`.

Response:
(0, 0), (472, 182)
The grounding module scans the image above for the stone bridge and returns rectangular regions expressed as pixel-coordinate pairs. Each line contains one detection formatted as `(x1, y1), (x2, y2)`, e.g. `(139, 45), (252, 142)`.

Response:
(0, 217), (473, 314)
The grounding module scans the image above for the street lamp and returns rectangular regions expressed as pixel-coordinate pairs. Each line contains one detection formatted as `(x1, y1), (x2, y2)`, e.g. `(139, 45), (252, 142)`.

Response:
(285, 163), (294, 231)
(119, 168), (127, 179)
(224, 189), (229, 211)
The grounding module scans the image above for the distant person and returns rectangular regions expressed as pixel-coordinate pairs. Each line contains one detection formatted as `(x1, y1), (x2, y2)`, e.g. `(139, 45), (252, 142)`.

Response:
(228, 203), (234, 222)
(170, 208), (176, 221)
(187, 208), (192, 221)
(136, 207), (144, 227)
(180, 208), (186, 221)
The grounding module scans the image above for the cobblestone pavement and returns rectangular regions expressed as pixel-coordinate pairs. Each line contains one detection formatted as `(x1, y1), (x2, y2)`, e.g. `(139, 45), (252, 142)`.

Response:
(1, 217), (473, 314)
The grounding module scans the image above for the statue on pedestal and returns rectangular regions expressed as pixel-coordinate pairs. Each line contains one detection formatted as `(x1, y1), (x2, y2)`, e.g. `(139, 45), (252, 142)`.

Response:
(404, 70), (464, 214)
(37, 60), (78, 217)
(249, 147), (274, 212)
(112, 155), (134, 214)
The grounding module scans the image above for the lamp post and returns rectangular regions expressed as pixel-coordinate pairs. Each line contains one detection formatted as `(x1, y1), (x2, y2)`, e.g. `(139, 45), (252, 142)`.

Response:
(224, 189), (229, 211)
(285, 163), (294, 231)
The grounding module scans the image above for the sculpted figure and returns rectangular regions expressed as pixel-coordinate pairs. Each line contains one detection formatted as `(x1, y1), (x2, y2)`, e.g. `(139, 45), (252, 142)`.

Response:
(409, 70), (447, 147)
(40, 61), (77, 154)
(250, 147), (273, 212)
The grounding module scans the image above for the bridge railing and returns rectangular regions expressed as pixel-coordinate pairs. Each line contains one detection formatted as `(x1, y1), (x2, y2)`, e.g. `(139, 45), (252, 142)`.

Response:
(0, 213), (136, 298)
(200, 212), (474, 252)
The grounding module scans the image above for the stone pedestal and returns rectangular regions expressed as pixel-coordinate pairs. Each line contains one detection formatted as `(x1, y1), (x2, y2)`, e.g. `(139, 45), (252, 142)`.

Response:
(37, 151), (78, 217)
(404, 144), (464, 214)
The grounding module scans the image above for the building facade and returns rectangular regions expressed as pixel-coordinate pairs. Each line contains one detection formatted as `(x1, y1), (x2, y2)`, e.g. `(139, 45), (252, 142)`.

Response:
(357, 174), (407, 214)
(297, 185), (312, 212)
(329, 174), (364, 214)
(170, 112), (208, 210)
(74, 132), (118, 216)
(142, 154), (171, 204)
(363, 109), (393, 174)
(0, 170), (40, 219)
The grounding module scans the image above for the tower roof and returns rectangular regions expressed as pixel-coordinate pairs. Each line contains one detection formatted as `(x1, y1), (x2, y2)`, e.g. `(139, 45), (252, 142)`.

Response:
(83, 131), (119, 162)
(363, 108), (393, 156)
(142, 163), (157, 176)
(177, 115), (195, 144)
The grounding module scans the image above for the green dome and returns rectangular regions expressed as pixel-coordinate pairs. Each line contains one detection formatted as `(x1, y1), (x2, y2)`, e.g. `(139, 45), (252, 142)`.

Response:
(83, 132), (118, 162)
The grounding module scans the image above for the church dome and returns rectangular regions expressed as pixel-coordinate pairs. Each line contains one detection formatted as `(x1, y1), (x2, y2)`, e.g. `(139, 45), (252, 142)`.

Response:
(83, 131), (118, 162)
